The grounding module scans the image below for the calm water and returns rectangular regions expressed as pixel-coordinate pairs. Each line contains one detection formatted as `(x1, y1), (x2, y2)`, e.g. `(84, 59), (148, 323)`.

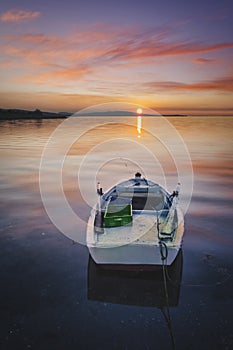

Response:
(0, 116), (233, 350)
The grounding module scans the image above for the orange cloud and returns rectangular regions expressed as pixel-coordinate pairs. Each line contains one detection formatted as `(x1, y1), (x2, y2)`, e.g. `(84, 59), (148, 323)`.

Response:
(0, 91), (126, 112)
(144, 75), (233, 92)
(18, 66), (92, 86)
(0, 9), (40, 23)
(193, 58), (217, 64)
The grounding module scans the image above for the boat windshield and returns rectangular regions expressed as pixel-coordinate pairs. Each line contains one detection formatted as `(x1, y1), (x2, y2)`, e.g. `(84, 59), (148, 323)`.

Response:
(130, 193), (165, 210)
(102, 188), (170, 211)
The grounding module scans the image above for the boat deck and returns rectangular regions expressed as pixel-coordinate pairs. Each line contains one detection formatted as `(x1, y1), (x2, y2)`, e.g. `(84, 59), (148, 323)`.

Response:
(92, 210), (181, 248)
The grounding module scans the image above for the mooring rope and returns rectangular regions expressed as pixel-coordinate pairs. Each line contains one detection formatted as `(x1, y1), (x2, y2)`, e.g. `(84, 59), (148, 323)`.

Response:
(159, 241), (176, 350)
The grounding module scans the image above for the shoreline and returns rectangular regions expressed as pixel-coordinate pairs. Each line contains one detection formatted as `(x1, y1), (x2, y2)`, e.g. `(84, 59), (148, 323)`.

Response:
(0, 108), (71, 120)
(0, 108), (233, 120)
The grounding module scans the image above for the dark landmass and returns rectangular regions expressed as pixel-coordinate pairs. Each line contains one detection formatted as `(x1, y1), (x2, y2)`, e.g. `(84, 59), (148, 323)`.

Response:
(70, 110), (188, 117)
(73, 110), (158, 116)
(0, 108), (188, 119)
(0, 108), (71, 120)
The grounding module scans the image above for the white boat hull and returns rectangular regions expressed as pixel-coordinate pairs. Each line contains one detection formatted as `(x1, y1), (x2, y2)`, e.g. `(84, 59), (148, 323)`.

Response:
(88, 244), (180, 266)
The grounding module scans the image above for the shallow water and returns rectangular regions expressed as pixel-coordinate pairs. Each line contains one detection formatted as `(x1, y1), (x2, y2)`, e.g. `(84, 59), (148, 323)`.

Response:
(0, 116), (233, 349)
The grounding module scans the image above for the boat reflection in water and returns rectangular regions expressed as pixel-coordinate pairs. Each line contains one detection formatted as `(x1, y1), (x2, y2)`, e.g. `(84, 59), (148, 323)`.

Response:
(88, 249), (183, 308)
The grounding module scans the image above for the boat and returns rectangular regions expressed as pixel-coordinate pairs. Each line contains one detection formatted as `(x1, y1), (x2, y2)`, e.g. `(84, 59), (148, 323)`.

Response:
(86, 172), (184, 266)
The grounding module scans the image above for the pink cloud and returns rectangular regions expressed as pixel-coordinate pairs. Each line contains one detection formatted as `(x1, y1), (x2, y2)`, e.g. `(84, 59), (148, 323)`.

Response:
(102, 41), (233, 62)
(1, 23), (233, 91)
(2, 27), (233, 65)
(0, 9), (40, 23)
(13, 33), (62, 46)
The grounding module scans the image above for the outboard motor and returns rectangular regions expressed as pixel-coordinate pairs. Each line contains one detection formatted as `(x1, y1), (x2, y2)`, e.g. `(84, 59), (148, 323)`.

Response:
(135, 172), (142, 179)
(134, 172), (142, 186)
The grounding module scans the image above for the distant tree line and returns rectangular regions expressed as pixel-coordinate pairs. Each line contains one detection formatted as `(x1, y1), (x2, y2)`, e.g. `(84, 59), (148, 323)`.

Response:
(0, 108), (71, 120)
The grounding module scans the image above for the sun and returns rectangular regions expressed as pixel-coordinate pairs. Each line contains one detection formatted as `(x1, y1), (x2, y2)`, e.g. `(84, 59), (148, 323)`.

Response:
(136, 108), (143, 114)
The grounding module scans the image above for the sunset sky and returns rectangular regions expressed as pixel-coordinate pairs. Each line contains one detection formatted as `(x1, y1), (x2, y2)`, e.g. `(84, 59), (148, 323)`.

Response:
(0, 0), (233, 114)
